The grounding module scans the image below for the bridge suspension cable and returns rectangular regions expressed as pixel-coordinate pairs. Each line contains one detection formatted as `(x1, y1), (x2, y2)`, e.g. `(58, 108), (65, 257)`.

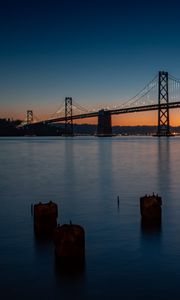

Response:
(128, 83), (158, 107)
(169, 74), (180, 83)
(48, 74), (159, 120)
(168, 74), (180, 102)
(48, 99), (65, 119)
(24, 70), (180, 130)
(72, 99), (90, 113)
(116, 74), (158, 109)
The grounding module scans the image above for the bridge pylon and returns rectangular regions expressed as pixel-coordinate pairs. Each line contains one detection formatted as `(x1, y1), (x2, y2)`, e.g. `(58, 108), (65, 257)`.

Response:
(27, 110), (33, 125)
(157, 71), (170, 136)
(65, 97), (73, 136)
(96, 109), (112, 136)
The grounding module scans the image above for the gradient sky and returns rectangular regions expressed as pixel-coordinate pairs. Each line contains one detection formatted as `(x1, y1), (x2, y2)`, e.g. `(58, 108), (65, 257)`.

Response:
(1, 0), (180, 125)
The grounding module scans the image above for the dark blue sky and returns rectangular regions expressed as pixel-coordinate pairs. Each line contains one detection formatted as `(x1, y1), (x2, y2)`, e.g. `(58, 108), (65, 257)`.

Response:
(1, 0), (180, 120)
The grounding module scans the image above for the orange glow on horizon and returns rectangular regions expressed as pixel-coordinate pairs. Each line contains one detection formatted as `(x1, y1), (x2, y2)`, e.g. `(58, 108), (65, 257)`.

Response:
(74, 110), (180, 127)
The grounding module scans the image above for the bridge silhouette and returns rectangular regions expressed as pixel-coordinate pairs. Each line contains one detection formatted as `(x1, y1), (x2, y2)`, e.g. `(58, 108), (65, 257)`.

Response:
(23, 71), (180, 136)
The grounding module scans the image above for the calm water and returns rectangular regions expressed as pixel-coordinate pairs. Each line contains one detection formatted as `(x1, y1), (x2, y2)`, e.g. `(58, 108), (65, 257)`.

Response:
(1, 136), (180, 299)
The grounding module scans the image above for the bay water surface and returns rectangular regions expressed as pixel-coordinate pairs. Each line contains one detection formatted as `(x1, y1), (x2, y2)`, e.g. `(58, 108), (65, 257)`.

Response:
(1, 136), (180, 299)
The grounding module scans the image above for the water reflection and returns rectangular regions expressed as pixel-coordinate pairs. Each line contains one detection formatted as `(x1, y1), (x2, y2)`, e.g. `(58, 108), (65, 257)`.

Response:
(141, 219), (162, 236)
(54, 256), (86, 281)
(97, 139), (113, 205)
(157, 138), (171, 193)
(64, 138), (75, 186)
(54, 257), (87, 300)
(33, 231), (53, 254)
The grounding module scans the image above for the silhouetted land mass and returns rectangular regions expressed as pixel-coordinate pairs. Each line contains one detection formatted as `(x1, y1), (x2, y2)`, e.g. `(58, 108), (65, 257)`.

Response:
(1, 118), (180, 136)
(0, 119), (60, 136)
(0, 119), (22, 136)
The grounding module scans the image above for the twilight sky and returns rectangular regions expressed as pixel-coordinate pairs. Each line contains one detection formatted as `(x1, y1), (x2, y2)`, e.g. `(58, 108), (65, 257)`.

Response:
(1, 0), (180, 125)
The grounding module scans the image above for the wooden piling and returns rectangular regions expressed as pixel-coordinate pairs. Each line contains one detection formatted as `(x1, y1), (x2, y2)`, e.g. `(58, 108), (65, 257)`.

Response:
(33, 201), (58, 235)
(140, 194), (162, 221)
(53, 224), (85, 263)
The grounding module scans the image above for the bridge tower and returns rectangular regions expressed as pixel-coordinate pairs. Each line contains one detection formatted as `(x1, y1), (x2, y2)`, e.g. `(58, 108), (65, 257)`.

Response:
(65, 97), (73, 135)
(27, 110), (33, 125)
(157, 71), (170, 136)
(97, 109), (112, 136)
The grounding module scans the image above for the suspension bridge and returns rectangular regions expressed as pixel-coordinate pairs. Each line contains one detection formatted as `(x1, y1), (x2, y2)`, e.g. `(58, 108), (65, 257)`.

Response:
(22, 71), (180, 136)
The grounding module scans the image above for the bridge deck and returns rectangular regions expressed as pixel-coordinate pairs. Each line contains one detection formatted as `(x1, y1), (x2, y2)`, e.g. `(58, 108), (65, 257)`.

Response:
(40, 101), (180, 124)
